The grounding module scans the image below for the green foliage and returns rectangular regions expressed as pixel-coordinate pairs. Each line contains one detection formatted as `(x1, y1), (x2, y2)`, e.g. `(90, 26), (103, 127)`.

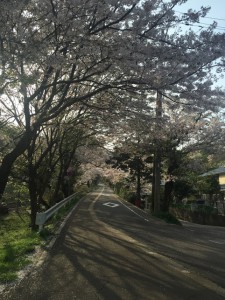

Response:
(164, 147), (183, 175)
(108, 149), (153, 183)
(113, 181), (126, 194)
(153, 212), (182, 225)
(118, 187), (132, 200)
(3, 180), (29, 204)
(38, 227), (53, 240)
(198, 205), (218, 215)
(112, 180), (136, 203)
(196, 175), (220, 195)
(119, 189), (136, 204)
(172, 203), (218, 215)
(0, 124), (21, 154)
(201, 206), (217, 215)
(173, 179), (194, 201)
(126, 192), (137, 204)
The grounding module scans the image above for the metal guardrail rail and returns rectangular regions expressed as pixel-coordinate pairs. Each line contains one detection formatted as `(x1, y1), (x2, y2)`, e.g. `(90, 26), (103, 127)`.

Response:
(35, 192), (78, 231)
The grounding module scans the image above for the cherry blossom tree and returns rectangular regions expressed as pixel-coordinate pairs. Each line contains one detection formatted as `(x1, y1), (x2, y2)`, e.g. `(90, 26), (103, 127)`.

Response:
(0, 0), (225, 215)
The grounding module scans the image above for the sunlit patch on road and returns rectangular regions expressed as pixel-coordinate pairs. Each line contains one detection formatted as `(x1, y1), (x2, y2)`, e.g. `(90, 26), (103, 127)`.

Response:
(100, 193), (114, 197)
(103, 202), (119, 208)
(181, 270), (190, 274)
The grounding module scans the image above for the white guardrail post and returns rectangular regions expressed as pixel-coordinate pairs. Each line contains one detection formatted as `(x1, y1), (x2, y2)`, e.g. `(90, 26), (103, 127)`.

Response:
(35, 192), (78, 231)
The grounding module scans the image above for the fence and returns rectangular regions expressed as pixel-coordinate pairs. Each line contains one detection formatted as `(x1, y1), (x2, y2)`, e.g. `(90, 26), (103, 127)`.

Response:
(35, 192), (78, 231)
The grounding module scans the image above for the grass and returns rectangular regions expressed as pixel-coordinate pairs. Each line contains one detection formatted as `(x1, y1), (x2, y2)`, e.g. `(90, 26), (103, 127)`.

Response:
(0, 211), (41, 283)
(0, 185), (91, 284)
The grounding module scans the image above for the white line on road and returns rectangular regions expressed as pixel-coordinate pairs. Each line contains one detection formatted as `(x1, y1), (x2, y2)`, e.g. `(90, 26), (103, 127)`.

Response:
(118, 199), (149, 222)
(209, 240), (225, 245)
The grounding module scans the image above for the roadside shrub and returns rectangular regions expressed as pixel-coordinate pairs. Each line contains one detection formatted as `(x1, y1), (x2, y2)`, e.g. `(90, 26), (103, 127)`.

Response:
(126, 192), (136, 204)
(153, 212), (182, 225)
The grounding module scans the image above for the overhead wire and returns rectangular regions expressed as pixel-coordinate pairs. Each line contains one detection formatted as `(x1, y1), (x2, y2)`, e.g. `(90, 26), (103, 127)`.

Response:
(179, 23), (225, 31)
(174, 10), (225, 32)
(175, 10), (225, 22)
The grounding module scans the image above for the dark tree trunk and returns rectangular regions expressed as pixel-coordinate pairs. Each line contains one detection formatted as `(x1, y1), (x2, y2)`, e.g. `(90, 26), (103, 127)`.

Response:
(153, 147), (161, 213)
(50, 165), (64, 205)
(0, 155), (15, 201)
(28, 164), (38, 231)
(153, 91), (162, 214)
(162, 178), (174, 212)
(0, 133), (31, 201)
(135, 165), (141, 207)
(151, 170), (155, 212)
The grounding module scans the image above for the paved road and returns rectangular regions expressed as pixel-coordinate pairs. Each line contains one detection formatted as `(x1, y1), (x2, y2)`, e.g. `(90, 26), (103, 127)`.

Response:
(4, 185), (225, 299)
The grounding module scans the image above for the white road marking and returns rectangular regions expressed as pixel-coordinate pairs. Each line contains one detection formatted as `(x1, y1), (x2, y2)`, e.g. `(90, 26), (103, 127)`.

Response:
(118, 199), (149, 222)
(103, 202), (119, 208)
(209, 240), (225, 245)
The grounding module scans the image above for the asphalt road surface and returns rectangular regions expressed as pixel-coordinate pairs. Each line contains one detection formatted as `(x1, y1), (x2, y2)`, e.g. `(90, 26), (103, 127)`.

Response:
(3, 185), (225, 300)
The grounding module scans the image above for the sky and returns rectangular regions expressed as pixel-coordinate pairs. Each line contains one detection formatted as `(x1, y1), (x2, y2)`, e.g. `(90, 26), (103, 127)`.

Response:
(177, 0), (225, 88)
(178, 0), (225, 32)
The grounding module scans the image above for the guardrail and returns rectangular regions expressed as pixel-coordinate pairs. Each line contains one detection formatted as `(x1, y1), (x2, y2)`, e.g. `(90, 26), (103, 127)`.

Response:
(35, 192), (78, 231)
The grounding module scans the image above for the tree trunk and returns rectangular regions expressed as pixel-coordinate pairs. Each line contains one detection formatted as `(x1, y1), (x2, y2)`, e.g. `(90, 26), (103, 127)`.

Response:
(162, 178), (174, 212)
(28, 164), (38, 231)
(153, 148), (161, 213)
(0, 155), (15, 201)
(0, 133), (31, 201)
(50, 165), (64, 205)
(151, 171), (155, 212)
(153, 91), (162, 214)
(135, 165), (141, 207)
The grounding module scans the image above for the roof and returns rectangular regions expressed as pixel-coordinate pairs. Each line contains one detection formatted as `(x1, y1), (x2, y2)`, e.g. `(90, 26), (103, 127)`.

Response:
(200, 166), (225, 177)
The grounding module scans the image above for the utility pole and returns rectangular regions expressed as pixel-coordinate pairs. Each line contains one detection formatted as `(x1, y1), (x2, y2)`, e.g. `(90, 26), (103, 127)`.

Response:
(153, 90), (162, 213)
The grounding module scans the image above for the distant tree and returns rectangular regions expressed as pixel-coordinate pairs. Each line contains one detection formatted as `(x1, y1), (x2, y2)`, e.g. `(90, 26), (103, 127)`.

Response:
(107, 145), (153, 206)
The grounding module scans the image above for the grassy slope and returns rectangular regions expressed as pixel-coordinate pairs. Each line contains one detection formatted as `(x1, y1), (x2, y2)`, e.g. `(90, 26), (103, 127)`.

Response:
(0, 186), (90, 284)
(0, 211), (41, 282)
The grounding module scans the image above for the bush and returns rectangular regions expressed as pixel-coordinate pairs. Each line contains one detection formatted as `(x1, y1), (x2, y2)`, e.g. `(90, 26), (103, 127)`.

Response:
(153, 211), (182, 225)
(172, 203), (218, 215)
(0, 203), (9, 215)
(126, 192), (136, 204)
(197, 205), (218, 215)
(173, 179), (193, 201)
